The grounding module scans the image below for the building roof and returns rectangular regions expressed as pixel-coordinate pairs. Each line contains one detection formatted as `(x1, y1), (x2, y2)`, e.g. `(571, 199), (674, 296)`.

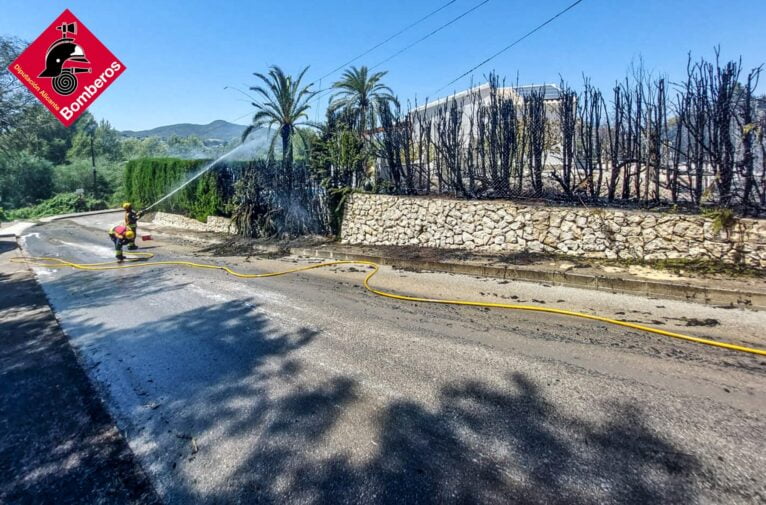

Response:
(512, 84), (561, 100)
(411, 82), (562, 113)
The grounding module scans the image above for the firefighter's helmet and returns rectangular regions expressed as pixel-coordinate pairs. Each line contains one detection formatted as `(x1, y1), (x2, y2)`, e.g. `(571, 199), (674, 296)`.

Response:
(122, 202), (133, 210)
(39, 39), (89, 78)
(125, 229), (136, 240)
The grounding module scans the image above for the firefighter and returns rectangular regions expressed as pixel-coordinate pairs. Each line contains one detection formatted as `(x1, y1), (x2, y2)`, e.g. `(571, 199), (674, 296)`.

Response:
(108, 224), (135, 262)
(122, 202), (145, 250)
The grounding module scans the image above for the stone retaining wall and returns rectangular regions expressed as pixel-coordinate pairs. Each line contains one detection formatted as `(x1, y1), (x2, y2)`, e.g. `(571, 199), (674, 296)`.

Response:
(150, 212), (234, 234)
(341, 194), (766, 267)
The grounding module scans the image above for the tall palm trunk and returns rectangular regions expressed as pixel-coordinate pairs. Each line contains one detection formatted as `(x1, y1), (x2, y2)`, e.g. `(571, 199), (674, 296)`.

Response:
(355, 101), (368, 188)
(281, 126), (292, 198)
(358, 102), (368, 135)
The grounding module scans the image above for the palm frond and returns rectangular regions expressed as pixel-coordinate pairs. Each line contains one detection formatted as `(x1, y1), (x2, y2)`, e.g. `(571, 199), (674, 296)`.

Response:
(241, 124), (256, 143)
(328, 65), (398, 131)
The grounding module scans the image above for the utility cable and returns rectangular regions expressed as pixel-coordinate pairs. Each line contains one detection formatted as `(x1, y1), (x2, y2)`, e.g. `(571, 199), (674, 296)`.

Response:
(313, 0), (491, 108)
(435, 0), (586, 95)
(370, 0), (491, 70)
(313, 0), (459, 84)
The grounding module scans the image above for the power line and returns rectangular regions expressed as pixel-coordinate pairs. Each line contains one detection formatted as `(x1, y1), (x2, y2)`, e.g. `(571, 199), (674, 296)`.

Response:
(312, 0), (491, 109)
(230, 110), (254, 124)
(312, 0), (458, 84)
(371, 0), (490, 70)
(236, 3), (458, 126)
(224, 85), (256, 103)
(434, 0), (586, 95)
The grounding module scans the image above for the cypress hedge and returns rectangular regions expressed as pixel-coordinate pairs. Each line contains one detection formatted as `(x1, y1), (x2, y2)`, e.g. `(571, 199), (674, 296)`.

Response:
(124, 158), (232, 221)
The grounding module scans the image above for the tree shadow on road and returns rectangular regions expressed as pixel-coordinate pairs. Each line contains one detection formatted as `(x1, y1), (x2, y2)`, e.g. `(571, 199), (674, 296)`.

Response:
(52, 296), (336, 500)
(35, 267), (192, 311)
(0, 240), (18, 255)
(0, 267), (160, 505)
(51, 292), (712, 505)
(202, 372), (705, 505)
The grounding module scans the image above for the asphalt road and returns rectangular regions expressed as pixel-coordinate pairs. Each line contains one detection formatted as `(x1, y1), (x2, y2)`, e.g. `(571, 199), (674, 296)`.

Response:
(17, 215), (766, 505)
(0, 238), (160, 505)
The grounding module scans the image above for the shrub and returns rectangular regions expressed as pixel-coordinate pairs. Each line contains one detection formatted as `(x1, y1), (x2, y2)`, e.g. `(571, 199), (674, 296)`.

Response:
(53, 159), (125, 199)
(0, 152), (55, 209)
(6, 193), (107, 220)
(123, 158), (230, 221)
(703, 207), (736, 234)
(123, 157), (330, 233)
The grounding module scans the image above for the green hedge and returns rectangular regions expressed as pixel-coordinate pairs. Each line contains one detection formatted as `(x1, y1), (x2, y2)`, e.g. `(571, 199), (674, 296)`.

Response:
(123, 158), (231, 222)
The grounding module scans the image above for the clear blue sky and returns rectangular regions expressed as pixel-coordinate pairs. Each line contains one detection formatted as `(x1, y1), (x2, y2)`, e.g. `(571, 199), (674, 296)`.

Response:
(2, 0), (763, 131)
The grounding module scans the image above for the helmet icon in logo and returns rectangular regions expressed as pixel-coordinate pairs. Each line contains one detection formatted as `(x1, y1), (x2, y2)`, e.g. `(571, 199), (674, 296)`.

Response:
(38, 22), (91, 96)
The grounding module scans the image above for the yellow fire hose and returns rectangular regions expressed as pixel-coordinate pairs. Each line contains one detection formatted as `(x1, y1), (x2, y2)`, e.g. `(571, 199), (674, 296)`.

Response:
(12, 252), (766, 357)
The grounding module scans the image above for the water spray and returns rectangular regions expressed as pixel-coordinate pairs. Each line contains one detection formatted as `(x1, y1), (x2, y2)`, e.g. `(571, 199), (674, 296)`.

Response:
(142, 137), (264, 213)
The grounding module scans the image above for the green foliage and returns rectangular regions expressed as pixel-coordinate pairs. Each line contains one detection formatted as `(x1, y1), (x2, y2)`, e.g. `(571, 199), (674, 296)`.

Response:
(327, 186), (354, 236)
(67, 118), (124, 162)
(2, 32), (242, 214)
(1, 36), (35, 136)
(243, 65), (318, 166)
(328, 66), (398, 133)
(0, 106), (90, 164)
(5, 193), (107, 221)
(330, 129), (368, 180)
(52, 159), (123, 200)
(121, 137), (169, 159)
(293, 128), (318, 161)
(702, 207), (736, 234)
(120, 135), (240, 161)
(0, 151), (55, 208)
(123, 158), (229, 221)
(307, 112), (372, 235)
(309, 114), (370, 190)
(166, 135), (205, 157)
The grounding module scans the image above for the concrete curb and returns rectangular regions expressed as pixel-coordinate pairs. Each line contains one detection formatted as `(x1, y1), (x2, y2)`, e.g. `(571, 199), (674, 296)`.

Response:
(39, 208), (122, 223)
(0, 222), (37, 238)
(292, 246), (766, 310)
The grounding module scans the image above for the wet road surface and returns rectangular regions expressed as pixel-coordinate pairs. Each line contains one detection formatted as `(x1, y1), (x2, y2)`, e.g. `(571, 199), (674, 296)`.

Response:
(17, 215), (766, 504)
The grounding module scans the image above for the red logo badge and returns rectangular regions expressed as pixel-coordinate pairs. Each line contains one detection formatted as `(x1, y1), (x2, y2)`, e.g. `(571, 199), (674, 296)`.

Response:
(7, 9), (126, 127)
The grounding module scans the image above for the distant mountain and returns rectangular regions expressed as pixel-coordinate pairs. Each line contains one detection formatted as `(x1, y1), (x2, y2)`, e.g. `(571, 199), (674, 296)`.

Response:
(121, 120), (249, 141)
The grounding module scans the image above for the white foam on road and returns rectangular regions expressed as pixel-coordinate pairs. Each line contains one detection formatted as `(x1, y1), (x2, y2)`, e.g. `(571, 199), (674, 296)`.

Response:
(56, 240), (115, 258)
(18, 232), (40, 248)
(188, 284), (231, 303)
(20, 232), (112, 259)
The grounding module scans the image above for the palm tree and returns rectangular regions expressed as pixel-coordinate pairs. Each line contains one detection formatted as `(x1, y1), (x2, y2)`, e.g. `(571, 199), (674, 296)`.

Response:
(328, 66), (398, 134)
(242, 65), (317, 192)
